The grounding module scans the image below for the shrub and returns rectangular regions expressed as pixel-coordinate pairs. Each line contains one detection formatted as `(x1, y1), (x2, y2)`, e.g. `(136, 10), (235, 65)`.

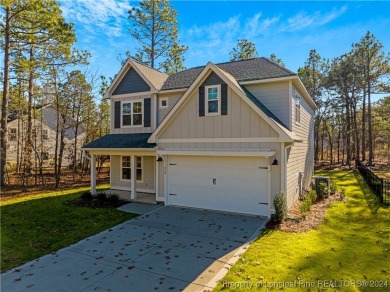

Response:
(299, 196), (312, 218)
(107, 193), (120, 202)
(308, 189), (317, 203)
(96, 192), (108, 201)
(318, 181), (329, 199)
(80, 191), (93, 200)
(274, 193), (287, 223)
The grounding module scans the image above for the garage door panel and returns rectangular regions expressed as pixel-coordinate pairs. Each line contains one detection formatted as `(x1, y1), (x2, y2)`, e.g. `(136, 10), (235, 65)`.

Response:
(168, 156), (269, 216)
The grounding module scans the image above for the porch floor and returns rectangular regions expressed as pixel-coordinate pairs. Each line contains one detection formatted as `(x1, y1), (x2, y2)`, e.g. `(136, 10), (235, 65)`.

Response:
(102, 189), (157, 204)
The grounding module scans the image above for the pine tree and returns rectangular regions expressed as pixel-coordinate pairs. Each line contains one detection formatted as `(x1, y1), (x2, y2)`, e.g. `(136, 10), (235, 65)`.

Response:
(229, 39), (258, 61)
(128, 0), (187, 73)
(269, 53), (285, 67)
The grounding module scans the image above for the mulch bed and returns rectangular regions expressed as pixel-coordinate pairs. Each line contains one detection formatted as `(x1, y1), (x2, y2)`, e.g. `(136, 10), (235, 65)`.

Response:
(63, 197), (129, 209)
(266, 193), (346, 233)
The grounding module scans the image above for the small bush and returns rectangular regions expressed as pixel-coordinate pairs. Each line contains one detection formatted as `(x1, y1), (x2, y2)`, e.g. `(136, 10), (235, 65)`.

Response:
(80, 191), (93, 200)
(300, 196), (312, 218)
(107, 193), (120, 202)
(96, 192), (108, 201)
(308, 189), (317, 203)
(318, 181), (329, 199)
(274, 193), (287, 223)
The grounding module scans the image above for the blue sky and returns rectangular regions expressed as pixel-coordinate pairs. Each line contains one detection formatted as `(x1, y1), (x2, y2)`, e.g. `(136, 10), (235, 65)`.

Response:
(59, 0), (390, 95)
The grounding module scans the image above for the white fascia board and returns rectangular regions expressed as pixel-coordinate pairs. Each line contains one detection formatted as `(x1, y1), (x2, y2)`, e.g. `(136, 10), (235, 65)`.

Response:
(157, 149), (276, 157)
(292, 78), (317, 110)
(103, 59), (158, 99)
(240, 76), (296, 85)
(158, 88), (187, 94)
(148, 63), (215, 143)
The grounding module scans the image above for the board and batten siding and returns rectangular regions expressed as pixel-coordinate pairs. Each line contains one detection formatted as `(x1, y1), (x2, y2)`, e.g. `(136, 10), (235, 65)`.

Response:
(157, 92), (183, 125)
(245, 81), (290, 130)
(286, 86), (315, 207)
(112, 67), (150, 95)
(110, 155), (155, 193)
(110, 96), (155, 134)
(158, 86), (279, 150)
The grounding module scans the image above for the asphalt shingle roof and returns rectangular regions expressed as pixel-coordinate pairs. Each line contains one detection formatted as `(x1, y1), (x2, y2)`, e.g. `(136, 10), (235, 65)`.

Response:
(161, 57), (296, 90)
(82, 133), (155, 149)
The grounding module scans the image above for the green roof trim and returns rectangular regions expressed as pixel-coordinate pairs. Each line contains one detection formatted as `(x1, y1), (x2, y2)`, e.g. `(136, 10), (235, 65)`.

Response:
(83, 133), (155, 149)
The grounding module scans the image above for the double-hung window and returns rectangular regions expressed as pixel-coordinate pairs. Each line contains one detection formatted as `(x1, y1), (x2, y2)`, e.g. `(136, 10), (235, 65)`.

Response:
(121, 156), (143, 181)
(122, 101), (143, 127)
(205, 85), (220, 115)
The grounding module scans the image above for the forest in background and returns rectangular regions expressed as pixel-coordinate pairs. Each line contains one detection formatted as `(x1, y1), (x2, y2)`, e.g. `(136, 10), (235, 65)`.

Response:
(1, 0), (389, 192)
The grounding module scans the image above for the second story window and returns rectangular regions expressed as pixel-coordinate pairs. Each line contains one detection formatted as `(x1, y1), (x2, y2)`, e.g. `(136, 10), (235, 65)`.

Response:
(295, 94), (301, 124)
(205, 85), (220, 116)
(122, 101), (143, 127)
(42, 129), (49, 140)
(9, 128), (17, 141)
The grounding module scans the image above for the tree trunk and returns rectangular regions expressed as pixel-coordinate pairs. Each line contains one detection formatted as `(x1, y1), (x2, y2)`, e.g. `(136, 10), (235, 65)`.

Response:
(345, 95), (351, 166)
(368, 67), (373, 165)
(362, 89), (366, 161)
(1, 7), (11, 186)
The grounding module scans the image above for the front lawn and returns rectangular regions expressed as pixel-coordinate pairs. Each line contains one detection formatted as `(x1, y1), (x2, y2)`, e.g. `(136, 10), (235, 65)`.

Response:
(215, 170), (390, 291)
(0, 188), (136, 272)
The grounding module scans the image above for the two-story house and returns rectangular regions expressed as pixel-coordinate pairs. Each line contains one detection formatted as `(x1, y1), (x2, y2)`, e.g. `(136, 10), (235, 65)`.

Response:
(7, 105), (86, 168)
(83, 58), (316, 217)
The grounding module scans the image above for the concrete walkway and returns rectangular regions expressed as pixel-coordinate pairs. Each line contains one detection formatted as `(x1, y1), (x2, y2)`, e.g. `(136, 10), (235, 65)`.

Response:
(1, 206), (266, 292)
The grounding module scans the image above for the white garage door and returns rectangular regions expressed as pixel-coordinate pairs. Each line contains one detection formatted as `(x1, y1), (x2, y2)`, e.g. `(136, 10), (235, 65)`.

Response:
(167, 156), (269, 216)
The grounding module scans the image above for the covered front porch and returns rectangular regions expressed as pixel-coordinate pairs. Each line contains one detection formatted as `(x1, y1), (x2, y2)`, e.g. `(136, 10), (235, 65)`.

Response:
(82, 133), (164, 204)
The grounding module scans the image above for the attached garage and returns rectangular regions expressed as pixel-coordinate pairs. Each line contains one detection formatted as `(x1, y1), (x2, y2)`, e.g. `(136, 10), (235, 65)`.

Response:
(166, 156), (270, 216)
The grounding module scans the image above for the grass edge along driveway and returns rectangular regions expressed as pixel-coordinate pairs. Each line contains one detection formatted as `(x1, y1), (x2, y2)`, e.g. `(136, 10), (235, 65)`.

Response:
(215, 170), (390, 291)
(1, 186), (136, 272)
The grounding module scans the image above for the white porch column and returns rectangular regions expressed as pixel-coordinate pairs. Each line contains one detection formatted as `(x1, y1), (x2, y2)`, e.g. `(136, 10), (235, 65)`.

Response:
(131, 155), (136, 199)
(91, 154), (96, 195)
(155, 158), (159, 199)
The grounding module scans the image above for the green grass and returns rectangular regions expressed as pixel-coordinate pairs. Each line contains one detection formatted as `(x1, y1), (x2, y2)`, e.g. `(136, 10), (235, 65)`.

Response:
(0, 186), (136, 272)
(215, 170), (390, 291)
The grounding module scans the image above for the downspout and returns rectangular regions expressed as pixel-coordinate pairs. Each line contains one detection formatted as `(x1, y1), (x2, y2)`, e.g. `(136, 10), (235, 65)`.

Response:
(282, 143), (294, 195)
(82, 150), (90, 161)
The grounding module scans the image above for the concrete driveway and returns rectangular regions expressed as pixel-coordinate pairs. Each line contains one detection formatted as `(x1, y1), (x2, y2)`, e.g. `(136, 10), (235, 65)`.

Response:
(1, 205), (266, 292)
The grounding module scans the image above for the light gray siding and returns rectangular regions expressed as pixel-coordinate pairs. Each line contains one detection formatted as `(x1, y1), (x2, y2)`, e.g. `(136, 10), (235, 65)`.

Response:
(157, 92), (183, 125)
(112, 67), (150, 95)
(158, 86), (279, 150)
(110, 96), (155, 134)
(245, 81), (290, 130)
(286, 86), (315, 207)
(110, 155), (155, 192)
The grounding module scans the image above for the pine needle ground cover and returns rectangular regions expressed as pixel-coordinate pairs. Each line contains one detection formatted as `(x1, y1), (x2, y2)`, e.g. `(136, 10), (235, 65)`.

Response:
(215, 170), (390, 291)
(1, 187), (136, 272)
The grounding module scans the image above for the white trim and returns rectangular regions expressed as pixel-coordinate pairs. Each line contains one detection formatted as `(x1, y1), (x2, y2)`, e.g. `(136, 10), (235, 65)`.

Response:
(120, 155), (144, 182)
(204, 84), (221, 116)
(157, 150), (276, 157)
(288, 80), (292, 130)
(155, 159), (159, 200)
(158, 137), (281, 143)
(148, 63), (295, 144)
(110, 186), (155, 193)
(240, 76), (296, 85)
(159, 97), (168, 109)
(121, 100), (144, 128)
(159, 88), (187, 94)
(110, 92), (154, 99)
(104, 60), (159, 99)
(268, 164), (271, 217)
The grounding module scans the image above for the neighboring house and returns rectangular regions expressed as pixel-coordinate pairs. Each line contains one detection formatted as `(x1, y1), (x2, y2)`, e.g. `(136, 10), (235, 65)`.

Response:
(83, 58), (316, 216)
(7, 105), (86, 168)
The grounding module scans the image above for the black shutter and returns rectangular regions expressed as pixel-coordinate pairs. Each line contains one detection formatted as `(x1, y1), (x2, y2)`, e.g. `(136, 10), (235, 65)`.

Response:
(221, 84), (228, 115)
(199, 86), (205, 117)
(114, 101), (121, 128)
(144, 98), (151, 127)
